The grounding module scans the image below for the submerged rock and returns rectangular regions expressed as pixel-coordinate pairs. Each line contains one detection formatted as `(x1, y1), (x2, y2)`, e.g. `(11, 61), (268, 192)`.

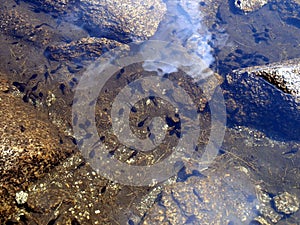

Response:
(45, 37), (125, 62)
(237, 58), (300, 98)
(224, 59), (300, 141)
(0, 7), (54, 47)
(77, 0), (167, 40)
(0, 76), (76, 223)
(223, 63), (300, 141)
(24, 0), (167, 41)
(11, 152), (114, 224)
(142, 166), (258, 224)
(273, 192), (299, 215)
(141, 123), (300, 224)
(234, 0), (269, 13)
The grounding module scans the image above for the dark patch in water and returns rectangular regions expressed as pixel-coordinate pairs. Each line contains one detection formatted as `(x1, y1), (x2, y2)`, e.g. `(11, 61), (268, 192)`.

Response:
(228, 0), (244, 15)
(12, 81), (26, 93)
(285, 17), (300, 29)
(176, 166), (205, 182)
(185, 215), (197, 223)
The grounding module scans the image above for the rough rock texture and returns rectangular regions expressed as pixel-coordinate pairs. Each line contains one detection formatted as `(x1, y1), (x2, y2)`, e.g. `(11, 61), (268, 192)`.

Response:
(0, 1), (89, 47)
(78, 0), (166, 40)
(0, 76), (76, 223)
(142, 125), (300, 224)
(1, 1), (300, 224)
(45, 37), (125, 62)
(0, 65), (221, 224)
(273, 192), (299, 215)
(142, 166), (258, 224)
(24, 0), (167, 41)
(8, 152), (114, 224)
(234, 0), (269, 13)
(0, 7), (53, 47)
(237, 58), (300, 98)
(6, 151), (165, 225)
(26, 0), (74, 12)
(223, 67), (300, 141)
(226, 59), (300, 138)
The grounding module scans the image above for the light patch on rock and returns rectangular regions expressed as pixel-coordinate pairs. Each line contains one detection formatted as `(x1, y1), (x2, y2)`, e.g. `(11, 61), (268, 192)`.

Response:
(235, 0), (269, 13)
(15, 191), (28, 205)
(273, 192), (299, 215)
(236, 58), (300, 98)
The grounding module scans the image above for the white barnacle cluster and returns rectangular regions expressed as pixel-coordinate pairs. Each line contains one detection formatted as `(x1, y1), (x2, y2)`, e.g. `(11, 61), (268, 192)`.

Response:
(15, 191), (28, 205)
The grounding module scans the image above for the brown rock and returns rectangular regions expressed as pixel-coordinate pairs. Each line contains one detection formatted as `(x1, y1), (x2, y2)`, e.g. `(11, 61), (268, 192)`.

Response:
(0, 77), (76, 222)
(142, 165), (258, 224)
(24, 0), (167, 41)
(45, 37), (125, 62)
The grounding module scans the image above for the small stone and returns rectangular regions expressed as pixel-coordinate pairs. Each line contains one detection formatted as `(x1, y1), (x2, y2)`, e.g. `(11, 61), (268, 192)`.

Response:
(273, 192), (299, 215)
(146, 99), (151, 105)
(46, 92), (56, 107)
(0, 75), (9, 92)
(235, 0), (269, 13)
(15, 191), (28, 205)
(253, 216), (271, 225)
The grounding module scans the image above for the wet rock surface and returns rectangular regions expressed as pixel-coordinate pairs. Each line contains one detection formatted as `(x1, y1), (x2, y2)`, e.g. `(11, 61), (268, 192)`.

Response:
(10, 152), (115, 224)
(0, 75), (76, 223)
(0, 0), (166, 117)
(234, 0), (269, 12)
(23, 0), (167, 41)
(77, 0), (166, 41)
(0, 53), (221, 225)
(0, 0), (300, 224)
(6, 150), (166, 224)
(238, 58), (300, 98)
(216, 0), (300, 72)
(0, 6), (53, 47)
(222, 68), (300, 141)
(273, 192), (299, 215)
(142, 165), (258, 224)
(142, 126), (300, 224)
(209, 0), (300, 141)
(45, 37), (125, 62)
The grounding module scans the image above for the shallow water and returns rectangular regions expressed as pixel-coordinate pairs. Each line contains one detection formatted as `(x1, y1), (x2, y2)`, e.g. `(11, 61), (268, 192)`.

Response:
(0, 0), (300, 224)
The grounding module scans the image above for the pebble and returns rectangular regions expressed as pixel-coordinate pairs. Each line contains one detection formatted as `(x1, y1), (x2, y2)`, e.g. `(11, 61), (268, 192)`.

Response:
(15, 191), (28, 205)
(273, 192), (299, 215)
(234, 0), (269, 13)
